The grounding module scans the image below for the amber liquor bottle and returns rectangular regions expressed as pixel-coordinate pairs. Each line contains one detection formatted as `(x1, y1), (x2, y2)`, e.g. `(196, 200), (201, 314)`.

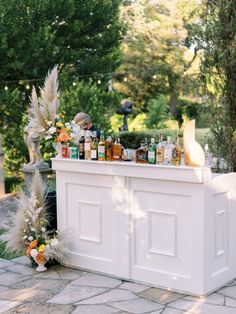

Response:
(171, 133), (181, 166)
(105, 135), (113, 161)
(136, 141), (148, 164)
(112, 137), (122, 161)
(79, 130), (85, 160)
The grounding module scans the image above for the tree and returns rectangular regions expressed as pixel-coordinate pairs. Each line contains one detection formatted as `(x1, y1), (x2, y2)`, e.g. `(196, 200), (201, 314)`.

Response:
(115, 0), (200, 117)
(197, 0), (236, 171)
(0, 0), (125, 173)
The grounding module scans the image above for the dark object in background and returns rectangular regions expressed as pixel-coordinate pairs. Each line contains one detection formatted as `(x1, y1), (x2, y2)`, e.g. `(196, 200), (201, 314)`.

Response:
(46, 190), (57, 231)
(116, 99), (133, 131)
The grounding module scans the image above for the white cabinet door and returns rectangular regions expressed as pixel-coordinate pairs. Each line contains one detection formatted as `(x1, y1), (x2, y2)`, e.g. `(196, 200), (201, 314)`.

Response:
(56, 171), (129, 278)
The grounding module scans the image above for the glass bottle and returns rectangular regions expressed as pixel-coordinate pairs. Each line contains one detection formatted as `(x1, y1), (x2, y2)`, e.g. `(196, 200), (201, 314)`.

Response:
(105, 135), (113, 161)
(136, 141), (148, 164)
(84, 130), (92, 160)
(164, 136), (173, 165)
(112, 137), (122, 161)
(204, 143), (212, 167)
(148, 138), (156, 164)
(171, 133), (181, 166)
(98, 131), (105, 161)
(79, 130), (85, 160)
(91, 131), (98, 160)
(156, 134), (164, 165)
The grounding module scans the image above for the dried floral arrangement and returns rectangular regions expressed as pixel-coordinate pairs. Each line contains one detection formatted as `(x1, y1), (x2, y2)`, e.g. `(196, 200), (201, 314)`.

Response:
(0, 170), (68, 271)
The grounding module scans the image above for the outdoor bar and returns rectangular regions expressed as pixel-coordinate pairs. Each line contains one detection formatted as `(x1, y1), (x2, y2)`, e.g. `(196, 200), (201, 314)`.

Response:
(52, 158), (236, 296)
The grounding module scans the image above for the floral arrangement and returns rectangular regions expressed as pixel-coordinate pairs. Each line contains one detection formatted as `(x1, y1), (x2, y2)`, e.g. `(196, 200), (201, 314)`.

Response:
(0, 170), (68, 271)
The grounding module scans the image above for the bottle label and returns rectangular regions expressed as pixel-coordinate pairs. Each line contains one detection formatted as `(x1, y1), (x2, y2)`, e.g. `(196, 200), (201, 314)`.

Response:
(79, 143), (84, 152)
(148, 151), (155, 163)
(157, 148), (164, 164)
(91, 150), (97, 159)
(85, 143), (91, 151)
(70, 147), (78, 159)
(98, 146), (105, 157)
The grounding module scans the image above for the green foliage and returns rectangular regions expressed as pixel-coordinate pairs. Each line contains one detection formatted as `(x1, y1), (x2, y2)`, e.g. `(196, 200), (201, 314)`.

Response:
(197, 0), (236, 171)
(5, 176), (23, 193)
(0, 0), (125, 173)
(61, 79), (121, 133)
(145, 96), (169, 129)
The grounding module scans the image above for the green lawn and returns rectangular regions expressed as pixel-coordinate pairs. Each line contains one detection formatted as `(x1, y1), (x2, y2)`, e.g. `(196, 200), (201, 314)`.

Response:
(0, 228), (22, 260)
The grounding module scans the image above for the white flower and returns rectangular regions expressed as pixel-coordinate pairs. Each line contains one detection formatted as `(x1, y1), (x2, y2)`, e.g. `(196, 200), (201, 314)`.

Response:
(48, 126), (57, 134)
(70, 132), (75, 138)
(28, 236), (33, 241)
(45, 135), (53, 141)
(47, 121), (53, 126)
(30, 249), (38, 258)
(65, 122), (71, 127)
(25, 218), (29, 223)
(71, 120), (75, 125)
(41, 227), (46, 232)
(23, 235), (28, 240)
(30, 228), (36, 232)
(50, 239), (59, 246)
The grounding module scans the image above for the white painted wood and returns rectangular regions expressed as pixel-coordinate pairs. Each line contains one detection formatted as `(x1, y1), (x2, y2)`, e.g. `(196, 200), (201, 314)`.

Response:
(52, 158), (236, 296)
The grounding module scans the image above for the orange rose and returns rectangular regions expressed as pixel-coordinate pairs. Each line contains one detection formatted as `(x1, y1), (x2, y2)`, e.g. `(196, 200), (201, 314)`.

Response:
(26, 246), (31, 257)
(29, 239), (38, 249)
(57, 130), (71, 143)
(36, 252), (46, 264)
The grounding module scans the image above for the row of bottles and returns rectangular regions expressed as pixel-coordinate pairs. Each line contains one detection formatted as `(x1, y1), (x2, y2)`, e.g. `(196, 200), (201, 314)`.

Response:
(136, 134), (182, 166)
(62, 130), (123, 161)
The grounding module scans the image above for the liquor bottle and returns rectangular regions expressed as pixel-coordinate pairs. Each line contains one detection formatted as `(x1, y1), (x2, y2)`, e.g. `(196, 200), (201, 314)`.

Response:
(148, 138), (156, 164)
(98, 131), (105, 161)
(91, 131), (98, 160)
(156, 134), (164, 165)
(79, 130), (85, 160)
(171, 133), (181, 166)
(69, 142), (78, 159)
(204, 143), (212, 167)
(164, 136), (173, 165)
(136, 141), (148, 164)
(105, 135), (113, 161)
(112, 137), (122, 161)
(84, 131), (92, 160)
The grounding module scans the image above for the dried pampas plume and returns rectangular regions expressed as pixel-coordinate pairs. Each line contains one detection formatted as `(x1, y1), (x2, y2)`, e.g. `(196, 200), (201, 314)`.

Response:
(0, 170), (48, 254)
(27, 65), (60, 136)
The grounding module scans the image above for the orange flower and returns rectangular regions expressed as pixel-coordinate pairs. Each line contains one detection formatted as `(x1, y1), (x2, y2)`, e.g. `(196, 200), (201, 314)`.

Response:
(36, 252), (46, 264)
(57, 129), (71, 143)
(29, 239), (38, 249)
(26, 246), (31, 257)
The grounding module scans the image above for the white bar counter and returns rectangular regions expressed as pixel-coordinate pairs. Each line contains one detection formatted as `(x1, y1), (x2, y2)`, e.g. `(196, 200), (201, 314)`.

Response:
(52, 158), (236, 295)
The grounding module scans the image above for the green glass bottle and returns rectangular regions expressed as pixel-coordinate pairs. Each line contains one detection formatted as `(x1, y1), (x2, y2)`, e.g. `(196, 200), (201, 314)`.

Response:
(148, 138), (156, 164)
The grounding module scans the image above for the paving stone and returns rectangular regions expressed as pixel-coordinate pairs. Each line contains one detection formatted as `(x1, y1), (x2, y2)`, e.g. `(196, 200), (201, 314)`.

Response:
(3, 302), (75, 314)
(160, 308), (185, 314)
(183, 293), (225, 305)
(218, 285), (236, 299)
(0, 287), (57, 302)
(12, 277), (69, 294)
(72, 304), (119, 314)
(5, 263), (36, 276)
(225, 297), (236, 307)
(169, 299), (236, 314)
(138, 287), (185, 305)
(47, 286), (107, 304)
(0, 258), (15, 268)
(34, 265), (85, 280)
(0, 271), (28, 286)
(10, 255), (31, 266)
(77, 288), (137, 305)
(109, 297), (163, 313)
(70, 272), (122, 288)
(0, 300), (22, 313)
(119, 282), (150, 293)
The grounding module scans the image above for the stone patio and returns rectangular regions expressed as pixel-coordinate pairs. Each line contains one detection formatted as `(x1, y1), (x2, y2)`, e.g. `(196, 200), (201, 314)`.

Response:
(0, 257), (236, 313)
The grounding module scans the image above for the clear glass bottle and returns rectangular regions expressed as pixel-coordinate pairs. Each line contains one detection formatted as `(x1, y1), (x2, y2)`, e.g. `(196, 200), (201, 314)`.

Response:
(136, 141), (148, 164)
(164, 136), (173, 165)
(171, 133), (181, 166)
(204, 143), (212, 167)
(148, 138), (156, 164)
(79, 130), (85, 160)
(91, 131), (98, 160)
(98, 131), (105, 161)
(112, 137), (122, 161)
(156, 134), (164, 165)
(84, 130), (92, 160)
